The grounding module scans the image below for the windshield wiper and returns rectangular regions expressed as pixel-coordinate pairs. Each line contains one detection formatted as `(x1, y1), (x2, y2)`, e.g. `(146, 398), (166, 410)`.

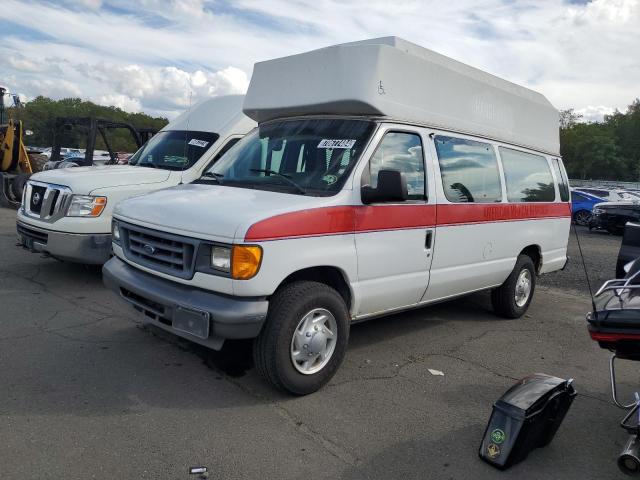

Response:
(249, 169), (307, 195)
(197, 172), (224, 183)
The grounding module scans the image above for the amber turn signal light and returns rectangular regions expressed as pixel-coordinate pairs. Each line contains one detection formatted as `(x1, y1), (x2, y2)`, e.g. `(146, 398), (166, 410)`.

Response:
(231, 245), (263, 280)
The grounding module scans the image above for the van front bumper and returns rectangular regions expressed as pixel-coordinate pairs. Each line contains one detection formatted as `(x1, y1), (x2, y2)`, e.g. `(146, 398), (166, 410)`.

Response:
(103, 257), (269, 350)
(16, 220), (111, 264)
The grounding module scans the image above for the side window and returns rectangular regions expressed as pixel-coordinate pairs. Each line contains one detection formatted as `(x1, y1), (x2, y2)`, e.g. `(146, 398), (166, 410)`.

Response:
(499, 147), (555, 202)
(551, 158), (570, 202)
(210, 137), (240, 163)
(365, 132), (425, 200)
(434, 135), (502, 203)
(571, 192), (586, 202)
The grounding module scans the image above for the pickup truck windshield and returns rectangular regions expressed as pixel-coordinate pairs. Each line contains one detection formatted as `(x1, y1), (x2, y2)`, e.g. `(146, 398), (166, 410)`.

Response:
(128, 130), (219, 171)
(203, 118), (376, 196)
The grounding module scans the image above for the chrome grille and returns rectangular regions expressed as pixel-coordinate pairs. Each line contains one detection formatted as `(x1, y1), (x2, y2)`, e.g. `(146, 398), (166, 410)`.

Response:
(23, 181), (72, 222)
(120, 222), (197, 279)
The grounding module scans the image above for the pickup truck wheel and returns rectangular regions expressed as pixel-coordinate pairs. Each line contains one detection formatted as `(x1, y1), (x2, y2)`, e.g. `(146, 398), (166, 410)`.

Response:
(491, 254), (536, 319)
(253, 280), (349, 395)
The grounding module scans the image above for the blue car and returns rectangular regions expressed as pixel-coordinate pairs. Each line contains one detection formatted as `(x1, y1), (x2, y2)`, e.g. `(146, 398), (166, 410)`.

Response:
(571, 190), (605, 226)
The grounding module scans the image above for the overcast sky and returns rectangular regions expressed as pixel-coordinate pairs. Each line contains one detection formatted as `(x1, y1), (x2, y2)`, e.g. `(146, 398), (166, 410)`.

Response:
(2, 0), (638, 121)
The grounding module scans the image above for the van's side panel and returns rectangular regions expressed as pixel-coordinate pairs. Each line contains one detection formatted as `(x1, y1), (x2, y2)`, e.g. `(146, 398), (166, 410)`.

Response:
(232, 234), (359, 301)
(422, 130), (570, 303)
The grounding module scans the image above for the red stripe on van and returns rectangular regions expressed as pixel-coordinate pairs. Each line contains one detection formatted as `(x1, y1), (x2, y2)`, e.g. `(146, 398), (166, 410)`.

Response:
(245, 206), (356, 241)
(436, 202), (571, 226)
(244, 203), (570, 241)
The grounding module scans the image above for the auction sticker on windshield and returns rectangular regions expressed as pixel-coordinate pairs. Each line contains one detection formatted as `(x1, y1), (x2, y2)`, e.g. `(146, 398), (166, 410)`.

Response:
(317, 139), (356, 149)
(188, 139), (210, 148)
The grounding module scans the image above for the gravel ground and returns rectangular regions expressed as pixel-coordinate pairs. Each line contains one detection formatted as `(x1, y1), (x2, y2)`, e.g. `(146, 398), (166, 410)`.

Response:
(538, 225), (622, 296)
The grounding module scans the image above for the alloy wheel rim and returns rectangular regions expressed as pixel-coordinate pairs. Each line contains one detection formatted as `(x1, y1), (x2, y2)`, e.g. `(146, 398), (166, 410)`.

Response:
(290, 308), (337, 375)
(575, 211), (591, 226)
(514, 269), (532, 307)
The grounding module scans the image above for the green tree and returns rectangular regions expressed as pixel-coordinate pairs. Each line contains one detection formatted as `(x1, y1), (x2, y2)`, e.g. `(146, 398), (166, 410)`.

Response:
(7, 96), (168, 152)
(560, 99), (640, 181)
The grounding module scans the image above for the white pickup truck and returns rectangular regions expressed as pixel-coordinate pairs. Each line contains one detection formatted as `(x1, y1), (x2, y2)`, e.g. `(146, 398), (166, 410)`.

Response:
(16, 95), (256, 264)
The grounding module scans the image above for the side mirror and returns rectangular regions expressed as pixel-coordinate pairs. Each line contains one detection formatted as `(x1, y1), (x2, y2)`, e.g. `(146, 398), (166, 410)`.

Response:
(361, 169), (408, 204)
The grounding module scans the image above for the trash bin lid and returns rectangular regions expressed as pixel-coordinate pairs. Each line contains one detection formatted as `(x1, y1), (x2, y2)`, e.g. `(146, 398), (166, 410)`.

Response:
(495, 373), (569, 414)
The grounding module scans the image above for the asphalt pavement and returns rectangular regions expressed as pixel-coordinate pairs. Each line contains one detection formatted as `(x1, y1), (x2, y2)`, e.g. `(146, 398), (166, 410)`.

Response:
(0, 207), (634, 480)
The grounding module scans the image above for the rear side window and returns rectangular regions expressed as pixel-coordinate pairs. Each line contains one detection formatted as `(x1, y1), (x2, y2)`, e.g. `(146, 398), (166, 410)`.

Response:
(499, 147), (555, 202)
(434, 136), (502, 203)
(366, 131), (425, 200)
(551, 158), (570, 202)
(571, 192), (586, 201)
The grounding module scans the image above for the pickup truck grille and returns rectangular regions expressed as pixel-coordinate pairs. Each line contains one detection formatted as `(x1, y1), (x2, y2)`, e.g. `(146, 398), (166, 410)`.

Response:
(23, 181), (72, 222)
(120, 223), (197, 279)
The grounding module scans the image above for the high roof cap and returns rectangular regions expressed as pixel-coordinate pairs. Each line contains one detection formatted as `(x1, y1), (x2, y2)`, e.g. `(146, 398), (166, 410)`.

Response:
(165, 94), (256, 134)
(243, 37), (560, 155)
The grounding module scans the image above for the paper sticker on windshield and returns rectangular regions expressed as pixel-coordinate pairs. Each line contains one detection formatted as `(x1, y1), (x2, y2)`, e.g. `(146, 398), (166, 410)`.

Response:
(317, 139), (356, 149)
(188, 139), (209, 148)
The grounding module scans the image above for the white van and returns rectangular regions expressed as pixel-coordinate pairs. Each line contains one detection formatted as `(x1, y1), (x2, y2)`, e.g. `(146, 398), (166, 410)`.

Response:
(103, 38), (571, 394)
(16, 95), (256, 264)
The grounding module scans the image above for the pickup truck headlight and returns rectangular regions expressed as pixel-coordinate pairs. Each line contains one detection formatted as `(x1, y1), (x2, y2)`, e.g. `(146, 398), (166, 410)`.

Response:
(593, 207), (604, 215)
(211, 245), (263, 279)
(67, 195), (107, 217)
(112, 220), (121, 244)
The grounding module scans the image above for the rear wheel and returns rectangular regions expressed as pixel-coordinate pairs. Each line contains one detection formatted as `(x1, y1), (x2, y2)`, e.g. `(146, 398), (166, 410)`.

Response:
(573, 209), (591, 226)
(491, 254), (536, 319)
(253, 280), (350, 395)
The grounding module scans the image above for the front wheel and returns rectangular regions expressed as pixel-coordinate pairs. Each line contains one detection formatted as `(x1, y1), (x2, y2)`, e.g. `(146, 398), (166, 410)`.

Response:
(491, 255), (536, 319)
(573, 209), (592, 226)
(253, 280), (350, 395)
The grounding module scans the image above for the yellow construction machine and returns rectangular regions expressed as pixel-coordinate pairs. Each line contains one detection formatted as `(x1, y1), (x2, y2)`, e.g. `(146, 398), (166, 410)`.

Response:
(0, 118), (33, 207)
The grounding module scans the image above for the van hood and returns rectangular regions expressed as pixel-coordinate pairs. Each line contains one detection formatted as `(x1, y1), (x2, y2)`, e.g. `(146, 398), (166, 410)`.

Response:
(113, 184), (339, 241)
(596, 201), (640, 209)
(30, 165), (171, 194)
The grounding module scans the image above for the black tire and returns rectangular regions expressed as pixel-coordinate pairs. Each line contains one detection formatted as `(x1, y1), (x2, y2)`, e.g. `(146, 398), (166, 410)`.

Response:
(10, 173), (30, 202)
(253, 280), (350, 395)
(572, 209), (591, 226)
(491, 254), (536, 319)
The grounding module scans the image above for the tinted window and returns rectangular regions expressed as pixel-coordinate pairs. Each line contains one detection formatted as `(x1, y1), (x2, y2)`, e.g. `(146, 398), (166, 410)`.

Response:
(571, 192), (586, 201)
(128, 130), (219, 171)
(434, 136), (502, 203)
(206, 119), (376, 196)
(551, 158), (570, 202)
(499, 147), (555, 202)
(365, 132), (425, 200)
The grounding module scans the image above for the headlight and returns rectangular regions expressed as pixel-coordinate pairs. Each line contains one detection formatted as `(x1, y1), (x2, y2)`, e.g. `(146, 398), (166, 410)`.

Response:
(67, 195), (107, 217)
(210, 245), (263, 279)
(211, 246), (231, 272)
(593, 207), (604, 215)
(112, 220), (121, 244)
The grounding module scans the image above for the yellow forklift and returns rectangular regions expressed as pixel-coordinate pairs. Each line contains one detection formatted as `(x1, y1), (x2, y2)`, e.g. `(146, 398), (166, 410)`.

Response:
(0, 87), (33, 207)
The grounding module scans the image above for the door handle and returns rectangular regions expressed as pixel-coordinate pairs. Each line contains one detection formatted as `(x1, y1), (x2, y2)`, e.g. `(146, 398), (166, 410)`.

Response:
(425, 230), (433, 249)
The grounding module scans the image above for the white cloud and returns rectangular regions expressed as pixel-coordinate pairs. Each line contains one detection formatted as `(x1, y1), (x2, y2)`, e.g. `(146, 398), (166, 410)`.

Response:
(95, 94), (142, 112)
(1, 0), (638, 120)
(575, 105), (618, 123)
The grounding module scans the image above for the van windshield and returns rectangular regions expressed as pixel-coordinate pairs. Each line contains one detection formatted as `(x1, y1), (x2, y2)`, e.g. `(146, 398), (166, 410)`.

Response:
(202, 118), (376, 196)
(128, 130), (219, 171)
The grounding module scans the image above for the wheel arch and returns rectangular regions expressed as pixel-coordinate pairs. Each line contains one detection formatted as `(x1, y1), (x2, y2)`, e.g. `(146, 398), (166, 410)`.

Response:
(275, 266), (353, 312)
(519, 244), (542, 274)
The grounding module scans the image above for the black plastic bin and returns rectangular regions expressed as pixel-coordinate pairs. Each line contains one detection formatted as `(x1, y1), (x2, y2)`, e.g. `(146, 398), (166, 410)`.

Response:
(479, 374), (577, 470)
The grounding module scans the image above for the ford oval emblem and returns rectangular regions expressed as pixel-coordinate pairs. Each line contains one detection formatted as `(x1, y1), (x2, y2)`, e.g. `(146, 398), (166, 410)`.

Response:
(32, 192), (41, 205)
(143, 244), (156, 255)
